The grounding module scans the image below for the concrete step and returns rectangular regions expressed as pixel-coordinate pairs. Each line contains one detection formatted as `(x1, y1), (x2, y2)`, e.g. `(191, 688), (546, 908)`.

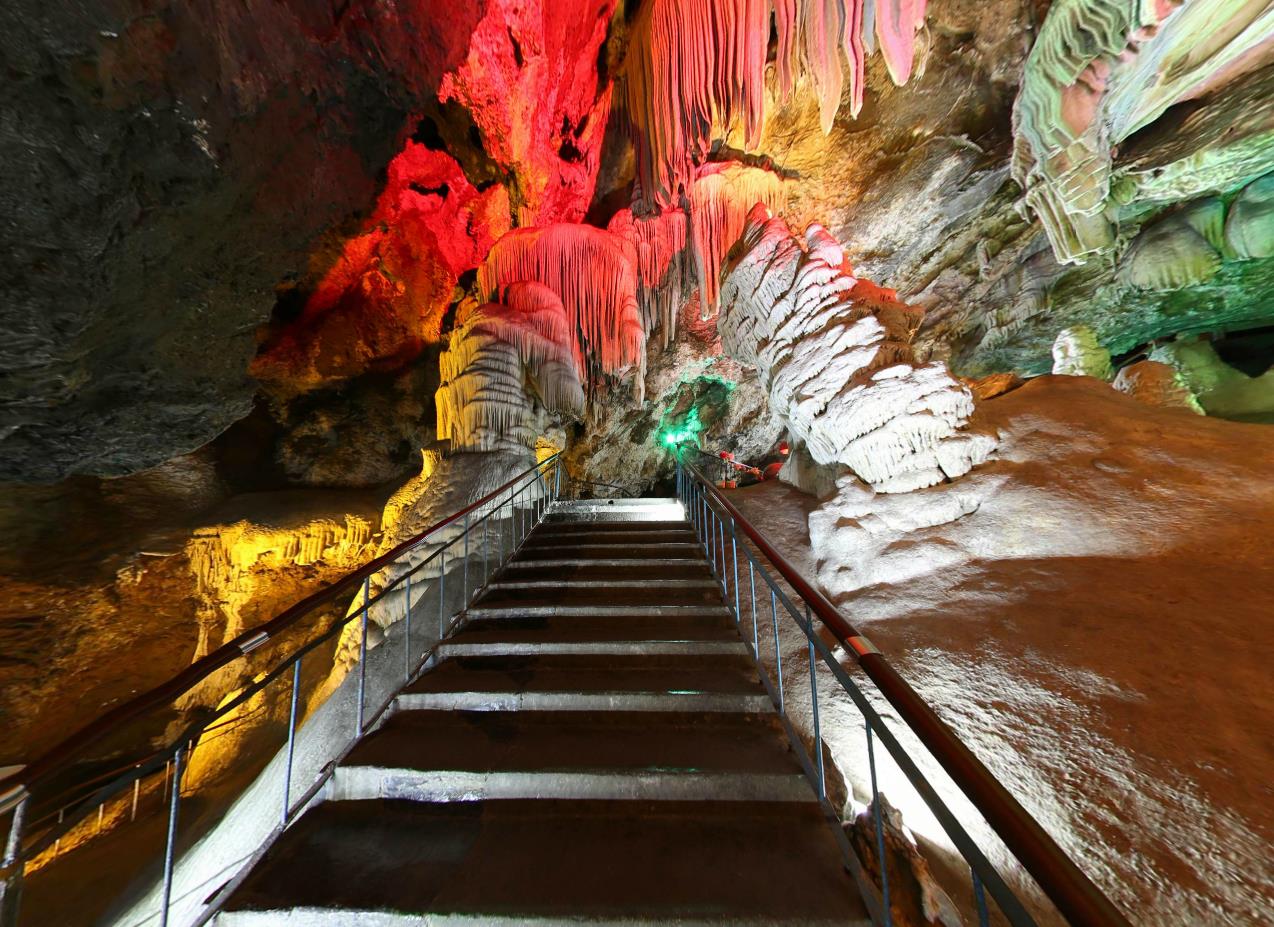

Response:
(544, 499), (685, 522)
(403, 653), (762, 698)
(501, 557), (708, 573)
(330, 710), (808, 802)
(500, 559), (714, 581)
(439, 638), (744, 658)
(396, 653), (768, 714)
(396, 690), (772, 713)
(514, 534), (698, 550)
(218, 799), (869, 925)
(529, 521), (694, 539)
(512, 543), (703, 561)
(452, 612), (738, 642)
(485, 578), (719, 590)
(540, 522), (698, 534)
(474, 583), (722, 610)
(464, 603), (733, 619)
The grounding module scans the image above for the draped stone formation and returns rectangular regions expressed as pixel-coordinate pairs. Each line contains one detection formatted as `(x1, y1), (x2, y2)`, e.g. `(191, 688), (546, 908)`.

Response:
(1011, 0), (1183, 264)
(1050, 325), (1114, 379)
(718, 205), (995, 492)
(478, 224), (646, 399)
(1011, 0), (1274, 265)
(336, 283), (583, 672)
(689, 163), (788, 317)
(606, 208), (691, 347)
(625, 0), (928, 208)
(437, 282), (585, 454)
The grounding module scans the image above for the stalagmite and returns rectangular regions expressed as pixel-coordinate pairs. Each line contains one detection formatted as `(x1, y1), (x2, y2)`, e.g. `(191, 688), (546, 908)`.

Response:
(478, 224), (645, 399)
(1051, 325), (1113, 379)
(718, 205), (994, 492)
(1112, 360), (1204, 413)
(336, 285), (583, 672)
(437, 282), (585, 453)
(689, 163), (787, 317)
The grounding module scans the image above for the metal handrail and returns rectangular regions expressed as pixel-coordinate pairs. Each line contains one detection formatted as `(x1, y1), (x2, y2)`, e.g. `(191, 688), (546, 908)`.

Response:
(1, 453), (559, 802)
(676, 455), (1131, 927)
(0, 453), (566, 927)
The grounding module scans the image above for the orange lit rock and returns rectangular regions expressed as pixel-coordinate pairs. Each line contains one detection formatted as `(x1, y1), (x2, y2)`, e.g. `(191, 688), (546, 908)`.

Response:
(252, 145), (511, 394)
(438, 0), (619, 225)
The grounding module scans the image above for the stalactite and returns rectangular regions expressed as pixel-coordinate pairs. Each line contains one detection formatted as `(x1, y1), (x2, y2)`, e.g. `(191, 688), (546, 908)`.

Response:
(689, 163), (787, 317)
(625, 0), (926, 208)
(801, 0), (846, 135)
(477, 224), (645, 399)
(875, 0), (926, 86)
(607, 207), (692, 346)
(718, 204), (995, 492)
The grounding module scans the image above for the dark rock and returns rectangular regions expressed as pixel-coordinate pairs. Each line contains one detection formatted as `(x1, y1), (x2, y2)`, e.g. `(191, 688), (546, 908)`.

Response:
(0, 0), (486, 482)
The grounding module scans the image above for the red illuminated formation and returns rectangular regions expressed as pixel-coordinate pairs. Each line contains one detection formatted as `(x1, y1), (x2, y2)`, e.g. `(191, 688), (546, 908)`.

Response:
(253, 145), (510, 392)
(689, 163), (786, 317)
(439, 0), (619, 226)
(478, 224), (645, 399)
(875, 0), (928, 86)
(625, 0), (928, 207)
(607, 207), (690, 346)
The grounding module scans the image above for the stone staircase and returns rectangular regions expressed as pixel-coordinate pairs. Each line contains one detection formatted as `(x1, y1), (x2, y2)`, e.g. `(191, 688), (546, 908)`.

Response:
(216, 499), (869, 925)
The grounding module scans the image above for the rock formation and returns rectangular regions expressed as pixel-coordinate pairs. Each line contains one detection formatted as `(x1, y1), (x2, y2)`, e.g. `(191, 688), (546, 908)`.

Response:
(478, 224), (646, 398)
(1111, 360), (1204, 413)
(1010, 0), (1274, 265)
(719, 206), (995, 493)
(1151, 337), (1274, 420)
(437, 283), (586, 453)
(624, 0), (928, 208)
(1051, 325), (1114, 379)
(334, 282), (581, 670)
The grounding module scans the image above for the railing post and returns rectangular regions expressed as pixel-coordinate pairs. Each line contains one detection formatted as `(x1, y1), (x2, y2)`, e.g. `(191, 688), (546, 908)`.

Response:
(159, 743), (185, 927)
(866, 723), (893, 927)
(749, 561), (758, 659)
(972, 867), (991, 927)
(438, 547), (447, 641)
(463, 512), (470, 609)
(283, 657), (302, 824)
(730, 519), (741, 625)
(807, 605), (825, 801)
(770, 588), (784, 711)
(404, 570), (413, 681)
(356, 576), (371, 735)
(0, 791), (29, 927)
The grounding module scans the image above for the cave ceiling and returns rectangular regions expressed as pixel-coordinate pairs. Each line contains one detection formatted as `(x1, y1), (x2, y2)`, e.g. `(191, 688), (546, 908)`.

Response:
(1, 0), (1272, 485)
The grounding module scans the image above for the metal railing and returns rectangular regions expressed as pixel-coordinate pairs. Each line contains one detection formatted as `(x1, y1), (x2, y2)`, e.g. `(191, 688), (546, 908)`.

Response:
(0, 453), (566, 927)
(675, 456), (1132, 927)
